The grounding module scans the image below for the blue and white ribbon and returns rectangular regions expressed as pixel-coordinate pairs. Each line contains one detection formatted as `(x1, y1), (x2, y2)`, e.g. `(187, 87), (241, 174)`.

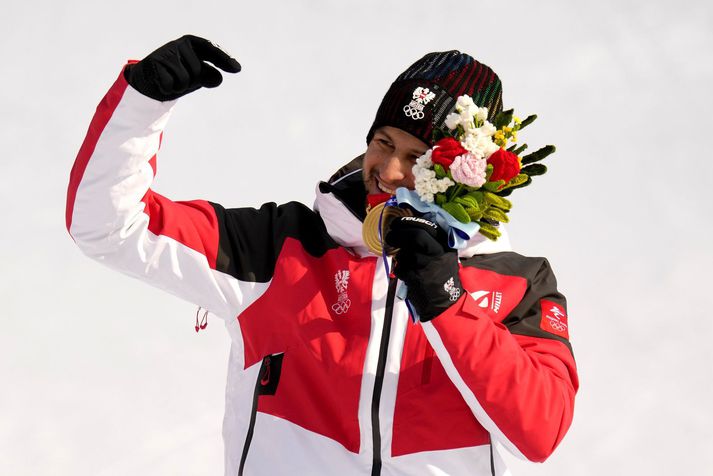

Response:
(394, 188), (480, 250)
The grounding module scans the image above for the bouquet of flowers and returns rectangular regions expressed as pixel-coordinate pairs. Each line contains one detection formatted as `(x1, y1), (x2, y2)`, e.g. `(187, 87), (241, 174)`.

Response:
(409, 95), (555, 241)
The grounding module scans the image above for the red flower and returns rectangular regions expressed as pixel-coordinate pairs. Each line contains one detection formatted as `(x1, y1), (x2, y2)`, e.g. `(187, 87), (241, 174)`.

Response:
(431, 137), (467, 169)
(487, 148), (521, 184)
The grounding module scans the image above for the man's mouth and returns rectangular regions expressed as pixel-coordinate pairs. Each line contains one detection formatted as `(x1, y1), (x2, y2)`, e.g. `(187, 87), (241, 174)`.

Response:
(376, 179), (396, 195)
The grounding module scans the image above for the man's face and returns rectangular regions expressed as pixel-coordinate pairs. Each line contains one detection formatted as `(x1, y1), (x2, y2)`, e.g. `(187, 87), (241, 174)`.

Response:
(363, 126), (429, 195)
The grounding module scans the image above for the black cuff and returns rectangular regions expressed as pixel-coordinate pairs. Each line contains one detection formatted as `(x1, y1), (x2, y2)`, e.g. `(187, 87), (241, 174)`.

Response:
(397, 253), (463, 321)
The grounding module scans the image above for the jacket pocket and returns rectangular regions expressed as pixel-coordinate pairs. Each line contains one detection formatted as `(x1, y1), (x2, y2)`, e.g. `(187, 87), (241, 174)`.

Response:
(239, 352), (284, 476)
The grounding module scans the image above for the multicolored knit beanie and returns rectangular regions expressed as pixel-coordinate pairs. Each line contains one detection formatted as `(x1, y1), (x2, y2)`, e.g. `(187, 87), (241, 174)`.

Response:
(366, 51), (503, 147)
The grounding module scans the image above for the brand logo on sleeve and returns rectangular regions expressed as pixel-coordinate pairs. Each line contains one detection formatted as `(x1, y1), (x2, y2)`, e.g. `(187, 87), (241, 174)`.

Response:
(403, 86), (435, 120)
(332, 270), (352, 315)
(470, 290), (503, 313)
(540, 299), (569, 339)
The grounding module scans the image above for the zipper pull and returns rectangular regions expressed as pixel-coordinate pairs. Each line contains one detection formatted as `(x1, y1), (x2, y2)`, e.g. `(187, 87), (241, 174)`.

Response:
(260, 356), (272, 385)
(194, 307), (209, 333)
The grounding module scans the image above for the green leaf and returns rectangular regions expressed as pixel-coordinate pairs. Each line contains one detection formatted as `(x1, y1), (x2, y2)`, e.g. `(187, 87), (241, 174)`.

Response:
(433, 163), (446, 178)
(455, 195), (479, 209)
(466, 207), (483, 220)
(484, 207), (510, 223)
(519, 114), (537, 129)
(521, 163), (548, 176)
(494, 108), (514, 129)
(521, 145), (556, 165)
(501, 174), (529, 189)
(500, 176), (532, 195)
(466, 191), (485, 206)
(477, 221), (501, 241)
(435, 193), (447, 206)
(512, 143), (528, 155)
(496, 173), (530, 195)
(442, 201), (471, 224)
(483, 180), (505, 192)
(484, 163), (494, 181)
(483, 192), (512, 210)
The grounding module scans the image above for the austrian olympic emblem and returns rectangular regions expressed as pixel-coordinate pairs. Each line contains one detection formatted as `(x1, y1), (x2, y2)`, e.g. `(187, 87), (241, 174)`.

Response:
(332, 270), (351, 315)
(443, 277), (461, 302)
(403, 86), (436, 120)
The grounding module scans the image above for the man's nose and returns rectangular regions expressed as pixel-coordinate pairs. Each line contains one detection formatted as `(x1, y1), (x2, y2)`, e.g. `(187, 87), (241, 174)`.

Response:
(380, 155), (407, 183)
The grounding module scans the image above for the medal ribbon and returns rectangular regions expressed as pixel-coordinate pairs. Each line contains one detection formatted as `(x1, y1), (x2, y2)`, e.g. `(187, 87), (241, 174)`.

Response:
(377, 196), (420, 323)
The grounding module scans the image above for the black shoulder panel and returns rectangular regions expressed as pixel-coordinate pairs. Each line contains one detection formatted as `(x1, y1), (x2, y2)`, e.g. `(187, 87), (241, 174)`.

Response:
(210, 201), (339, 283)
(461, 252), (573, 353)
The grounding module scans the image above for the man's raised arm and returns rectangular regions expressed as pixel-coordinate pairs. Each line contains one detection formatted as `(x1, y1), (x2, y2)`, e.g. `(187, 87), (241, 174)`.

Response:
(65, 36), (252, 321)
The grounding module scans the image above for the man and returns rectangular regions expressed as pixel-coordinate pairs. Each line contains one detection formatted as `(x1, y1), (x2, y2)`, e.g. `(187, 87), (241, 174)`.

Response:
(66, 35), (578, 476)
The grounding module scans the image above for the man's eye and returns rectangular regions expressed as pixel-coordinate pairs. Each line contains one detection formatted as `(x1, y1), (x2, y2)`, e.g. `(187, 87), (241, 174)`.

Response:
(378, 139), (393, 148)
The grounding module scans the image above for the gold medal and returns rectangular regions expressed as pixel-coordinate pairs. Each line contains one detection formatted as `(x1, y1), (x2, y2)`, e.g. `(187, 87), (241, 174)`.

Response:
(362, 202), (413, 256)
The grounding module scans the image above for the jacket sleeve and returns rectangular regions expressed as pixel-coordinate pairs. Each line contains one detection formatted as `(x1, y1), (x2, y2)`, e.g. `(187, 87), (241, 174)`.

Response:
(419, 258), (578, 462)
(65, 65), (322, 322)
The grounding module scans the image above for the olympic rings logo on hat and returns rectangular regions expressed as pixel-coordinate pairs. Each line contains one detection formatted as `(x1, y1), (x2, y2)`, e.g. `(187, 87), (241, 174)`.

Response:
(403, 86), (436, 121)
(403, 105), (425, 120)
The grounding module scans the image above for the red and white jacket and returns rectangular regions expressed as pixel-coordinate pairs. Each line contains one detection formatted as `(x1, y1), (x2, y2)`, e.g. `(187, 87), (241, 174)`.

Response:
(66, 67), (578, 476)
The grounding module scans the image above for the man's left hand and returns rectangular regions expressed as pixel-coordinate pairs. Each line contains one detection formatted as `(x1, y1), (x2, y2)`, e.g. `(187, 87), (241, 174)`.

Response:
(385, 216), (463, 321)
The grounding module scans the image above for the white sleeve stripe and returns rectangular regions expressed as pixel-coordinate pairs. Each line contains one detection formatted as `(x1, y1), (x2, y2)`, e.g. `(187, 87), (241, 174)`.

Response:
(74, 208), (268, 321)
(420, 321), (527, 460)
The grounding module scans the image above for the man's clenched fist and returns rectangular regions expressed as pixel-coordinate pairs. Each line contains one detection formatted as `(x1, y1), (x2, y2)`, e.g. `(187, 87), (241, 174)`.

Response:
(124, 35), (241, 101)
(385, 216), (464, 321)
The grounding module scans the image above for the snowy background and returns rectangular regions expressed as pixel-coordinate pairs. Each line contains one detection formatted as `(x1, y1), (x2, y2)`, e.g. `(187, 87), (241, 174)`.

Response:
(1, 0), (712, 474)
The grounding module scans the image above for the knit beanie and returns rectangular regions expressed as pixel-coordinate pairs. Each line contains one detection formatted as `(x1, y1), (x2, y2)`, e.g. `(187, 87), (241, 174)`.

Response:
(366, 51), (503, 146)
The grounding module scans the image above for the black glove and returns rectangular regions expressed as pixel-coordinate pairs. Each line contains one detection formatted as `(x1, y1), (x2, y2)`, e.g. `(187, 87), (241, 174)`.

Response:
(124, 35), (241, 101)
(385, 216), (464, 321)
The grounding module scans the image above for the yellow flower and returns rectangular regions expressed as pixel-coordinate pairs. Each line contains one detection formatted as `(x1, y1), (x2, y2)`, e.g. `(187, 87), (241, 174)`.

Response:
(493, 130), (506, 147)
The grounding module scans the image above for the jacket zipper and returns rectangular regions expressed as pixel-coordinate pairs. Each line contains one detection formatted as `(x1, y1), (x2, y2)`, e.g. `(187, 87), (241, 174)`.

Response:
(238, 355), (271, 476)
(370, 277), (398, 476)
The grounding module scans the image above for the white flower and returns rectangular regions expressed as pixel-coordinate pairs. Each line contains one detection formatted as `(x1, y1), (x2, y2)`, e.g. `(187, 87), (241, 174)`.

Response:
(436, 177), (454, 192)
(479, 121), (496, 137)
(415, 175), (454, 203)
(444, 112), (461, 130)
(415, 149), (433, 168)
(460, 113), (477, 133)
(461, 135), (487, 157)
(482, 140), (500, 158)
(453, 95), (490, 129)
(460, 122), (500, 158)
(412, 151), (454, 203)
(415, 179), (436, 203)
(456, 95), (477, 112)
(474, 107), (489, 124)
